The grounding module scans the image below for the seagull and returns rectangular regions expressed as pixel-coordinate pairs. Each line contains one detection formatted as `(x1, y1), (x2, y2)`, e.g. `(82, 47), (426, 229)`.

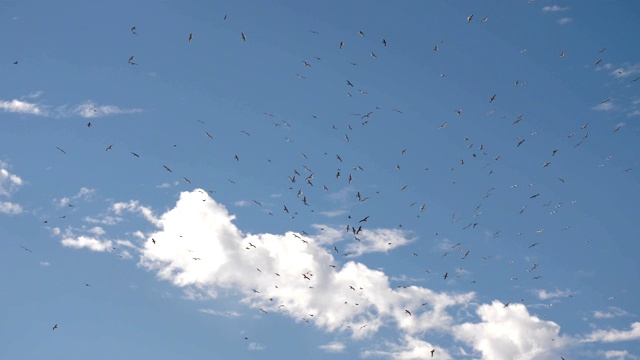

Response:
(467, 14), (474, 23)
(52, 324), (58, 330)
(358, 30), (365, 37)
(339, 41), (344, 49)
(346, 80), (353, 87)
(559, 51), (566, 58)
(188, 33), (193, 42)
(20, 246), (32, 253)
(163, 165), (172, 172)
(241, 32), (246, 41)
(382, 39), (387, 46)
(205, 131), (213, 139)
(56, 147), (66, 154)
(131, 152), (140, 157)
(405, 309), (412, 316)
(517, 139), (525, 147)
(443, 272), (448, 280)
(489, 94), (496, 103)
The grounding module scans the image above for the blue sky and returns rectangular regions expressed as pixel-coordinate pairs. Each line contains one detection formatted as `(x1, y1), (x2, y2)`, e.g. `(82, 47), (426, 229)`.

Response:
(1, 1), (639, 359)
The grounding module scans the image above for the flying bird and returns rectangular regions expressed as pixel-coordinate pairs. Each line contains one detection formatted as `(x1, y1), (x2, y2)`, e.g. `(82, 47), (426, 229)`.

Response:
(188, 33), (193, 42)
(467, 14), (474, 23)
(241, 32), (246, 41)
(131, 26), (137, 35)
(382, 39), (387, 46)
(52, 324), (58, 330)
(405, 309), (412, 316)
(55, 147), (66, 154)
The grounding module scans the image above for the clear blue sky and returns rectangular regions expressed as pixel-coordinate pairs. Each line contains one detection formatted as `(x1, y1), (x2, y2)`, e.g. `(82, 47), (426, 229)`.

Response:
(1, 1), (639, 359)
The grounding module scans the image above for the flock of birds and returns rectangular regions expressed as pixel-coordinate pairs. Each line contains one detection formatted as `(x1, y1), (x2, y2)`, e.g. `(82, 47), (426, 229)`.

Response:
(9, 6), (638, 359)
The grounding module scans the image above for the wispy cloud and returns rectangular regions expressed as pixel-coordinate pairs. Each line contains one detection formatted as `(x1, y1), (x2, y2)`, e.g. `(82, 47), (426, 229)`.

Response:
(248, 342), (265, 351)
(593, 307), (632, 319)
(557, 17), (573, 25)
(318, 341), (346, 353)
(535, 288), (573, 300)
(0, 99), (45, 115)
(543, 5), (569, 12)
(0, 162), (23, 196)
(611, 64), (640, 79)
(592, 101), (616, 111)
(582, 322), (640, 343)
(198, 308), (241, 317)
(71, 101), (142, 118)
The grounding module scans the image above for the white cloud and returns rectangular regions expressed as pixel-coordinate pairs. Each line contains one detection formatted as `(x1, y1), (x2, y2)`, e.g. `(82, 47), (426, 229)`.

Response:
(454, 301), (569, 360)
(61, 235), (113, 252)
(0, 201), (23, 214)
(362, 335), (453, 360)
(594, 307), (632, 319)
(592, 102), (616, 111)
(248, 342), (265, 351)
(583, 322), (640, 343)
(319, 209), (348, 218)
(132, 190), (474, 339)
(73, 187), (96, 200)
(198, 309), (241, 317)
(0, 99), (45, 115)
(72, 101), (142, 118)
(112, 200), (160, 227)
(318, 341), (346, 353)
(611, 64), (640, 79)
(89, 226), (106, 236)
(535, 288), (573, 300)
(39, 261), (51, 266)
(627, 110), (640, 117)
(0, 162), (24, 196)
(601, 349), (637, 359)
(543, 5), (569, 12)
(344, 228), (415, 257)
(557, 17), (573, 25)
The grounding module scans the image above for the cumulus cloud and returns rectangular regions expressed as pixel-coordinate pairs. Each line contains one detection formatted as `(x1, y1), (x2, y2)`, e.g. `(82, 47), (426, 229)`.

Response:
(131, 190), (474, 339)
(61, 235), (113, 252)
(543, 5), (569, 12)
(318, 341), (346, 353)
(361, 336), (453, 360)
(583, 322), (640, 343)
(0, 201), (23, 214)
(454, 301), (569, 360)
(0, 99), (45, 115)
(72, 101), (142, 118)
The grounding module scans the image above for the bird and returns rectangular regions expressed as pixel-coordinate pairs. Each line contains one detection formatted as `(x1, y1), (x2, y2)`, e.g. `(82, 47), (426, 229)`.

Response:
(55, 147), (66, 154)
(443, 272), (448, 280)
(131, 152), (140, 157)
(339, 41), (344, 49)
(20, 246), (32, 252)
(359, 216), (369, 223)
(467, 14), (474, 23)
(52, 324), (58, 330)
(405, 309), (412, 316)
(131, 26), (137, 35)
(358, 30), (365, 37)
(431, 349), (436, 357)
(188, 33), (193, 42)
(241, 32), (246, 41)
(105, 145), (113, 151)
(163, 165), (172, 173)
(382, 39), (387, 46)
(517, 139), (526, 147)
(489, 94), (496, 103)
(346, 80), (353, 87)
